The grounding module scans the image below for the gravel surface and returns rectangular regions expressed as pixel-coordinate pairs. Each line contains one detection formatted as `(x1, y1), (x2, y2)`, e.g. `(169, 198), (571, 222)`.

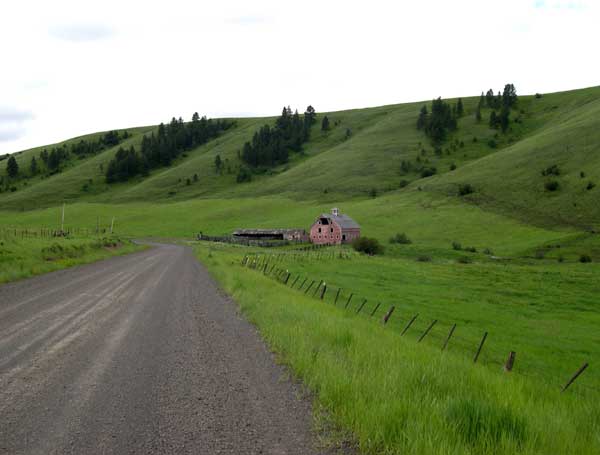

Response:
(0, 243), (329, 454)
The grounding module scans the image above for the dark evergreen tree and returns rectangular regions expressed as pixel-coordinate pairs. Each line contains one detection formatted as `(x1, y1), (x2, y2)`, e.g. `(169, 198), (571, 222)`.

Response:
(489, 111), (498, 128)
(6, 156), (19, 178)
(485, 89), (495, 108)
(30, 156), (38, 175)
(456, 98), (464, 117)
(475, 102), (482, 122)
(499, 106), (510, 132)
(214, 154), (222, 173)
(502, 83), (518, 108)
(416, 105), (428, 130)
(321, 115), (330, 131)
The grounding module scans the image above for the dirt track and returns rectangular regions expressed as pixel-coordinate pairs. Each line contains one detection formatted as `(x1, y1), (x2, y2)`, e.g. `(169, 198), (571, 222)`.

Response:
(0, 243), (325, 454)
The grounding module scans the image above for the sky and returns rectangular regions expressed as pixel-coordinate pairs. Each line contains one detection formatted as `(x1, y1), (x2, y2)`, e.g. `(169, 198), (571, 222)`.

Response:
(1, 0), (598, 155)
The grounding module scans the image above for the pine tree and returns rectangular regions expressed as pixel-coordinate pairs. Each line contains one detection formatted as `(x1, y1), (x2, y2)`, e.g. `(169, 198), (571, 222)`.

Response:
(485, 89), (495, 108)
(321, 115), (330, 131)
(214, 154), (222, 173)
(6, 156), (19, 178)
(475, 103), (482, 122)
(456, 98), (464, 117)
(416, 105), (428, 130)
(30, 156), (38, 175)
(489, 111), (498, 128)
(499, 106), (510, 132)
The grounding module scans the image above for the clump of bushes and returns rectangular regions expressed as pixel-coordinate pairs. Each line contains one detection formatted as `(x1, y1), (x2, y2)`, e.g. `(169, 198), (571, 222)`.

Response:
(416, 255), (432, 262)
(457, 256), (472, 264)
(586, 182), (596, 190)
(541, 164), (560, 176)
(236, 166), (252, 183)
(399, 179), (409, 188)
(458, 183), (474, 196)
(452, 241), (462, 251)
(420, 167), (437, 178)
(352, 237), (384, 255)
(579, 254), (592, 263)
(464, 246), (477, 253)
(389, 233), (412, 244)
(544, 180), (560, 192)
(483, 248), (494, 255)
(487, 139), (497, 149)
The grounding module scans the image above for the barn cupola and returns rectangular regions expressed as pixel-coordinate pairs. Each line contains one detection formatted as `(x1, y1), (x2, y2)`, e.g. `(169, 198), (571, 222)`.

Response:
(331, 207), (339, 216)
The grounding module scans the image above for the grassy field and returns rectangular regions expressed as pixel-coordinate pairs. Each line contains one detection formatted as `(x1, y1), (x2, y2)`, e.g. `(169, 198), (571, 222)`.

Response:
(0, 230), (142, 284)
(1, 84), (600, 453)
(195, 242), (600, 454)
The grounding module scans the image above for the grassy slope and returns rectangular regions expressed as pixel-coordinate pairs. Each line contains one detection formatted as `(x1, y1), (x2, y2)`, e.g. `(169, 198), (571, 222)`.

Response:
(2, 86), (599, 230)
(196, 242), (600, 454)
(0, 233), (142, 284)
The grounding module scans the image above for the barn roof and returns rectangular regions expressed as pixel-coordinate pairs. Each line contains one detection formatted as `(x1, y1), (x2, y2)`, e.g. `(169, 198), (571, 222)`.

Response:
(320, 213), (360, 229)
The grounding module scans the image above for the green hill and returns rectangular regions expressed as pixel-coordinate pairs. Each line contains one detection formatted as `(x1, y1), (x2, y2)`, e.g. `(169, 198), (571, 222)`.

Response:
(2, 85), (599, 233)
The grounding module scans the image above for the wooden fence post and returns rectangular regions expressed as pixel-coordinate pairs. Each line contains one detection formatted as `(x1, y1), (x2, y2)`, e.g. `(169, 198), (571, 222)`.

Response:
(401, 314), (418, 336)
(334, 288), (341, 305)
(304, 280), (315, 294)
(504, 351), (516, 372)
(284, 273), (291, 284)
(356, 299), (367, 314)
(473, 332), (488, 363)
(344, 293), (354, 309)
(320, 284), (327, 300)
(312, 281), (323, 297)
(441, 324), (456, 351)
(382, 306), (395, 324)
(561, 363), (589, 392)
(418, 320), (437, 342)
(370, 302), (381, 317)
(298, 278), (308, 290)
(291, 276), (300, 288)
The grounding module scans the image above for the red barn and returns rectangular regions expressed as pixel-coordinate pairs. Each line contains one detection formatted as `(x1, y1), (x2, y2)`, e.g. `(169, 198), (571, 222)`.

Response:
(310, 208), (360, 245)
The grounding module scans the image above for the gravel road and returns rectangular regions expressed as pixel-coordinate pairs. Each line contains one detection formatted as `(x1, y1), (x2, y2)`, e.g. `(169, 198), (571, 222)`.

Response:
(0, 243), (327, 454)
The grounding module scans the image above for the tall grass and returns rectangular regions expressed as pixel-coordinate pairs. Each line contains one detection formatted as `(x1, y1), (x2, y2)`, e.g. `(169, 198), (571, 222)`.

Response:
(197, 243), (600, 454)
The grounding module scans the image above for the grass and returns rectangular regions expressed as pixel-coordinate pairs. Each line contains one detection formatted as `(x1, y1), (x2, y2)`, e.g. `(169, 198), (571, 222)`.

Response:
(0, 231), (142, 284)
(195, 242), (600, 454)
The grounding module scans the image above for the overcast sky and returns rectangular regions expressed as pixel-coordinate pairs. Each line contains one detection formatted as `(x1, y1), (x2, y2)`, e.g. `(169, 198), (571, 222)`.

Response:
(1, 0), (598, 155)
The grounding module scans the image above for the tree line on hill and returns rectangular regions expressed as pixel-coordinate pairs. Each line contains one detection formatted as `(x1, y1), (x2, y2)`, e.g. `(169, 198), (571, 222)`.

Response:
(1, 130), (129, 188)
(105, 114), (233, 183)
(417, 83), (518, 142)
(240, 106), (316, 168)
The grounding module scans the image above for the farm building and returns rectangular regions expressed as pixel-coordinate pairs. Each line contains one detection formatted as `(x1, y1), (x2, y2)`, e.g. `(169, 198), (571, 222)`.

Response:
(232, 228), (308, 242)
(310, 208), (360, 245)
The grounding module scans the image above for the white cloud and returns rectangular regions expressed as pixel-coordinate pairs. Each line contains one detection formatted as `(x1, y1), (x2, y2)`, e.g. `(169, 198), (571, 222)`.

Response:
(48, 23), (115, 42)
(0, 0), (599, 155)
(0, 107), (34, 143)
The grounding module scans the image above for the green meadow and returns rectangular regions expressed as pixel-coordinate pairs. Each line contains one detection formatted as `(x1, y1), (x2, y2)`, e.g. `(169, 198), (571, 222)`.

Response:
(1, 85), (600, 452)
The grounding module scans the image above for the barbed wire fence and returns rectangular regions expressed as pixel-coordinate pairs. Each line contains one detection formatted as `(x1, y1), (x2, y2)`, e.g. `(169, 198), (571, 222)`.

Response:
(240, 251), (597, 397)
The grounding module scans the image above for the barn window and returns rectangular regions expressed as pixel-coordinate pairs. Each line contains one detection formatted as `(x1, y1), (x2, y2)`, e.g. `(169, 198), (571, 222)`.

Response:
(318, 227), (321, 233)
(330, 228), (333, 233)
(320, 218), (330, 225)
(342, 234), (346, 241)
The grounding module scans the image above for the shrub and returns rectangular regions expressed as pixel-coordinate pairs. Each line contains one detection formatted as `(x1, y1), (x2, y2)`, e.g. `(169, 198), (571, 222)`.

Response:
(544, 180), (559, 192)
(457, 256), (472, 264)
(452, 241), (462, 251)
(420, 167), (437, 178)
(541, 164), (560, 176)
(236, 166), (252, 183)
(587, 181), (596, 190)
(558, 255), (565, 263)
(535, 250), (546, 259)
(580, 171), (586, 178)
(399, 179), (409, 188)
(458, 183), (474, 196)
(416, 255), (432, 262)
(535, 93), (543, 98)
(483, 248), (494, 255)
(352, 237), (384, 255)
(579, 254), (592, 263)
(369, 188), (378, 198)
(389, 233), (412, 244)
(464, 246), (477, 253)
(450, 163), (457, 171)
(487, 139), (497, 149)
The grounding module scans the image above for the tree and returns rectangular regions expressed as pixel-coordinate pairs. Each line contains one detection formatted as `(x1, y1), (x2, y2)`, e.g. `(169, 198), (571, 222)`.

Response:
(6, 156), (19, 178)
(214, 154), (222, 173)
(304, 105), (316, 125)
(502, 83), (517, 108)
(456, 98), (464, 117)
(485, 89), (495, 108)
(321, 115), (330, 131)
(30, 156), (38, 175)
(475, 103), (482, 122)
(499, 106), (510, 132)
(416, 105), (428, 130)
